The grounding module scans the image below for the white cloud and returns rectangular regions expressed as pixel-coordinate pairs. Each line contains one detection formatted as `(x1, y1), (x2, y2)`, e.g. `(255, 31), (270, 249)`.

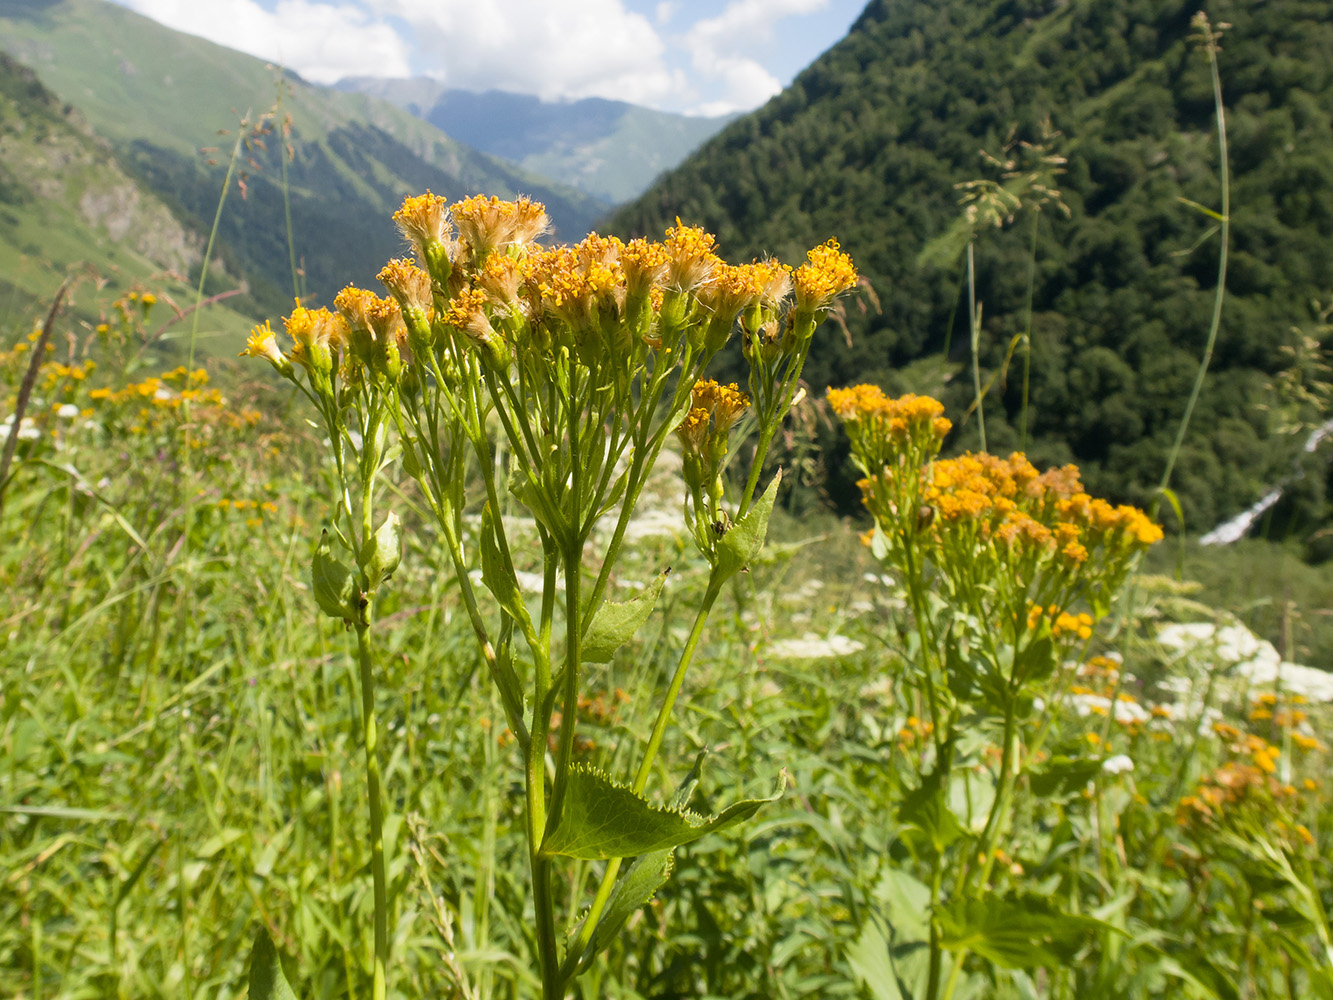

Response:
(118, 0), (412, 83)
(370, 0), (682, 106)
(683, 0), (829, 113)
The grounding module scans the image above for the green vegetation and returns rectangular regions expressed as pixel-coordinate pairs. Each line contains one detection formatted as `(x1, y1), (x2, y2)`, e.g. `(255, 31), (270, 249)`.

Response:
(613, 0), (1333, 535)
(4, 3), (1333, 999)
(4, 269), (1333, 998)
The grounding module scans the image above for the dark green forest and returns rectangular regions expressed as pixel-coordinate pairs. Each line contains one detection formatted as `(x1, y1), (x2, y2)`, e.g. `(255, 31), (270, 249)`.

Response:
(613, 0), (1333, 538)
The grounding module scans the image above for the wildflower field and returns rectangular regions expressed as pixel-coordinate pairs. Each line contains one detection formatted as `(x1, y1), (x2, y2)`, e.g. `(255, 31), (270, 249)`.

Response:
(3, 12), (1333, 997)
(3, 181), (1332, 1000)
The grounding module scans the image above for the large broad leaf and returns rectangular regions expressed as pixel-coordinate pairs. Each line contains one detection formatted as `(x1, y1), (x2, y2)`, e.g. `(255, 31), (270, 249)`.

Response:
(1028, 756), (1104, 799)
(540, 764), (785, 860)
(714, 471), (781, 583)
(479, 503), (533, 631)
(248, 927), (298, 1000)
(897, 767), (967, 857)
(311, 530), (358, 624)
(575, 754), (708, 968)
(938, 893), (1103, 970)
(846, 916), (905, 1000)
(582, 570), (669, 662)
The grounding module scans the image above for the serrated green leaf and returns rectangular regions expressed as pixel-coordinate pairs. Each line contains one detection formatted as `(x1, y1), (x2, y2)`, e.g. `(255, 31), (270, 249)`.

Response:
(540, 764), (785, 860)
(938, 893), (1103, 970)
(479, 503), (533, 630)
(577, 754), (706, 969)
(714, 471), (781, 582)
(311, 530), (357, 623)
(897, 767), (966, 856)
(846, 916), (905, 1000)
(585, 848), (674, 957)
(248, 927), (298, 1000)
(1028, 756), (1103, 798)
(582, 570), (668, 662)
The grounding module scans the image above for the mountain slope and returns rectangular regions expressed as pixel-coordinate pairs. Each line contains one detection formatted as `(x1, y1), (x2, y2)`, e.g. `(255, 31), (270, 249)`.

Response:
(0, 50), (257, 345)
(336, 80), (734, 205)
(613, 0), (1333, 532)
(0, 0), (605, 318)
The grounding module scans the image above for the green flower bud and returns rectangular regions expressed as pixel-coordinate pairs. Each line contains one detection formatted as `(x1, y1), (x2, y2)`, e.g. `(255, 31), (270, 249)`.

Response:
(361, 511), (403, 591)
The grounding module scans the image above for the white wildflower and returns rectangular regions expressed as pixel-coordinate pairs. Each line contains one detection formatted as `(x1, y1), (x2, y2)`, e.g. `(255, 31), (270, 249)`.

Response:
(1068, 693), (1150, 725)
(766, 632), (865, 659)
(1102, 754), (1134, 775)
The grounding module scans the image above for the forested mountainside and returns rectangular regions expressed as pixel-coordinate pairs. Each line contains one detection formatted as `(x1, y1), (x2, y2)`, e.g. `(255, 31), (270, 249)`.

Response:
(614, 0), (1333, 534)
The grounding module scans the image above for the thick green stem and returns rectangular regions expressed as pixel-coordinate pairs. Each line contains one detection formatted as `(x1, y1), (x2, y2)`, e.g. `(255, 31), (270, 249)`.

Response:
(355, 625), (389, 1000)
(560, 570), (724, 982)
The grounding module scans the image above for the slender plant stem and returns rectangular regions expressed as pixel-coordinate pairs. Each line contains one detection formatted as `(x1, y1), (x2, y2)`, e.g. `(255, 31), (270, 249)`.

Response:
(968, 242), (987, 452)
(355, 625), (389, 1000)
(0, 280), (67, 525)
(1156, 27), (1230, 505)
(1019, 210), (1040, 452)
(561, 571), (725, 981)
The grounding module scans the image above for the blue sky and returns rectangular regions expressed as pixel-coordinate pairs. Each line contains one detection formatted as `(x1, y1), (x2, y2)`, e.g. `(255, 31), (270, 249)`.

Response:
(109, 0), (868, 116)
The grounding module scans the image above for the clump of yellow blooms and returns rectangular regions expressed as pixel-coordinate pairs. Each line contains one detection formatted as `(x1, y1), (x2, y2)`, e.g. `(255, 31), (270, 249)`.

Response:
(830, 387), (1161, 662)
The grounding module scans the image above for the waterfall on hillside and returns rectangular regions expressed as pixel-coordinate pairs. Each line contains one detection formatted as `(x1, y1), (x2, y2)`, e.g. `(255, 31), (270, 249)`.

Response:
(1200, 416), (1333, 545)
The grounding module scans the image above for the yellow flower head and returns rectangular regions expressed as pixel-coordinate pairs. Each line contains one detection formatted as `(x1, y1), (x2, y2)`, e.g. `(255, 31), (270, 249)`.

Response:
(793, 239), (857, 313)
(444, 286), (511, 369)
(827, 383), (891, 421)
(377, 258), (432, 312)
(239, 321), (293, 377)
(285, 302), (345, 350)
(452, 194), (549, 260)
(663, 220), (720, 291)
(618, 238), (670, 297)
(334, 286), (379, 333)
(479, 251), (524, 308)
(691, 379), (750, 434)
(394, 191), (453, 250)
(674, 407), (709, 455)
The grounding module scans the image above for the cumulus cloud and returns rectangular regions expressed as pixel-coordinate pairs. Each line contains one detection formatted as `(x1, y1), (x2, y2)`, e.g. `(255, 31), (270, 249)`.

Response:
(684, 0), (829, 113)
(369, 0), (684, 107)
(118, 0), (412, 83)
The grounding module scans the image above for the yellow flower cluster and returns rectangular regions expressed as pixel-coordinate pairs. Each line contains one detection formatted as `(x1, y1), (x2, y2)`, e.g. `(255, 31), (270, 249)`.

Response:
(85, 366), (259, 436)
(1177, 749), (1315, 850)
(793, 239), (859, 313)
(675, 379), (750, 492)
(245, 194), (857, 398)
(828, 385), (951, 474)
(896, 714), (935, 750)
(831, 389), (1162, 652)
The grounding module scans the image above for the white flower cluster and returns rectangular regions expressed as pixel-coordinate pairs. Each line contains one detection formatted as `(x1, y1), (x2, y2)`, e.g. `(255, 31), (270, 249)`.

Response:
(1158, 622), (1333, 702)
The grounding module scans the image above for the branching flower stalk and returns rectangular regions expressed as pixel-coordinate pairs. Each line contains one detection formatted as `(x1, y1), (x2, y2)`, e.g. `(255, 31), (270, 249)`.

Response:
(828, 385), (1162, 1000)
(244, 193), (856, 998)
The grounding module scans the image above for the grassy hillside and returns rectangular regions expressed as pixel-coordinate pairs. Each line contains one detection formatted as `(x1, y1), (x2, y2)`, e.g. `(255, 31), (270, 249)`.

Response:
(613, 0), (1333, 535)
(0, 51), (255, 352)
(0, 0), (606, 319)
(336, 80), (734, 205)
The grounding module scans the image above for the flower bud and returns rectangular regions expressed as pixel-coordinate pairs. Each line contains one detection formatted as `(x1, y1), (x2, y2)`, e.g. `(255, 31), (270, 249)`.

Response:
(361, 511), (402, 590)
